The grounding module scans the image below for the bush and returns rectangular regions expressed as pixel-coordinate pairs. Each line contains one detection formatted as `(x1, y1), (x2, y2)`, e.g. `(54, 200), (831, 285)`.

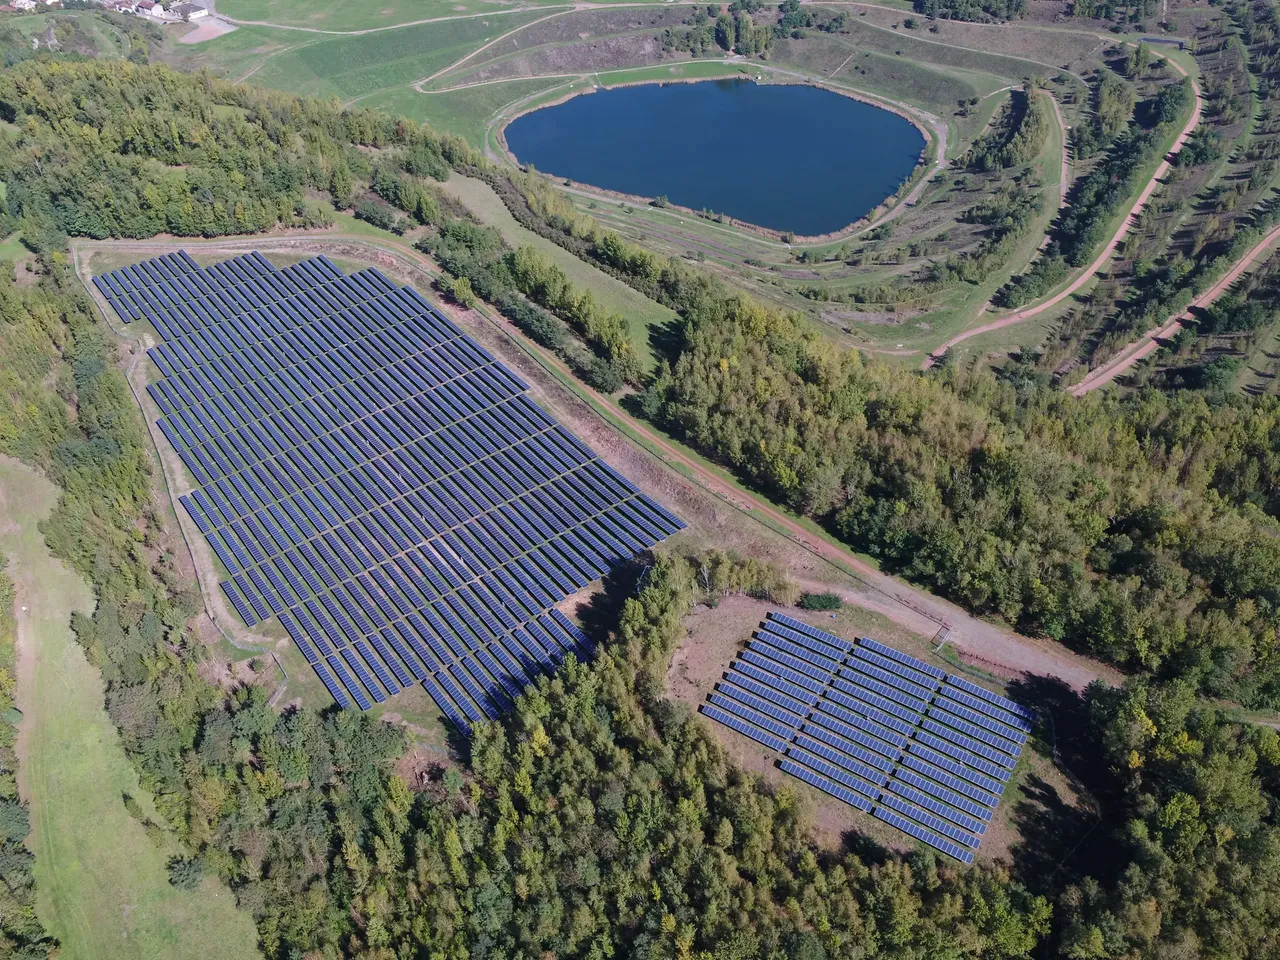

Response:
(167, 855), (206, 890)
(353, 199), (405, 235)
(798, 591), (843, 611)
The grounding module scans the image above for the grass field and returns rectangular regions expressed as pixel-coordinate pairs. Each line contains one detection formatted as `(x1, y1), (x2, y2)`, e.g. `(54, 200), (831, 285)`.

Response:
(238, 9), (561, 99)
(0, 458), (261, 960)
(213, 0), (656, 33)
(440, 174), (676, 371)
(0, 233), (27, 261)
(9, 10), (135, 59)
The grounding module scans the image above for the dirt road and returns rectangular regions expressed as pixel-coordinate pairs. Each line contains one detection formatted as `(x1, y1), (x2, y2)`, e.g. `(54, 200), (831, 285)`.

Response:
(924, 57), (1204, 367)
(1070, 221), (1280, 394)
(71, 233), (1121, 694)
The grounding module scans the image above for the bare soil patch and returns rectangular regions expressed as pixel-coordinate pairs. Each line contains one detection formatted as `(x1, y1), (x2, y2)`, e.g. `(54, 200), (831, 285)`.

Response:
(178, 17), (237, 44)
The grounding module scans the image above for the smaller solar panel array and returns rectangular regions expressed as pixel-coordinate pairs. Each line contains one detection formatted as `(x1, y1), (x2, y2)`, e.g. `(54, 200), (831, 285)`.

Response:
(699, 613), (1034, 863)
(93, 251), (686, 725)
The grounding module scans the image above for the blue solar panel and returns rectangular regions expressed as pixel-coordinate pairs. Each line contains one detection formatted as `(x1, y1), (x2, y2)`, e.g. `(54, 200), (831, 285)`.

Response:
(716, 681), (805, 731)
(926, 705), (1023, 758)
(799, 722), (895, 772)
(756, 625), (842, 673)
(877, 794), (980, 850)
(897, 753), (1000, 808)
(700, 704), (789, 753)
(891, 769), (992, 823)
(939, 685), (1032, 733)
(779, 758), (873, 812)
(708, 694), (798, 743)
(872, 807), (974, 864)
(858, 637), (946, 680)
(784, 745), (881, 799)
(945, 675), (1034, 722)
(110, 250), (685, 715)
(906, 741), (1006, 795)
(766, 612), (853, 654)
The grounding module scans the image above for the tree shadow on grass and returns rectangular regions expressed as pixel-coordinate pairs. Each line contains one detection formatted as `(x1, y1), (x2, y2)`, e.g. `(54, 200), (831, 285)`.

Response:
(574, 556), (649, 646)
(1005, 673), (1121, 893)
(648, 314), (687, 368)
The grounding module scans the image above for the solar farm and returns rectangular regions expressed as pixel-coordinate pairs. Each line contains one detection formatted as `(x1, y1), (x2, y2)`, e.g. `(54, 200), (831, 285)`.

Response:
(700, 612), (1034, 863)
(91, 250), (684, 726)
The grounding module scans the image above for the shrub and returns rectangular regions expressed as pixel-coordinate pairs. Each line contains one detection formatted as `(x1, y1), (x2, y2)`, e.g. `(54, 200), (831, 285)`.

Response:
(798, 591), (843, 611)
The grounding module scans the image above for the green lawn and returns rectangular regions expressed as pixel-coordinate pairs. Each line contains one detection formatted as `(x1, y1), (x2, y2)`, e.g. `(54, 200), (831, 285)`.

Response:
(0, 458), (261, 960)
(244, 9), (558, 99)
(364, 77), (570, 147)
(0, 233), (27, 261)
(440, 174), (676, 372)
(213, 0), (641, 33)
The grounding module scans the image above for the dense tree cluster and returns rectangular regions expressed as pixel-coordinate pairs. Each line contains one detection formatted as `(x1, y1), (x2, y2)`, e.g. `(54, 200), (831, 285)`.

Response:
(966, 88), (1052, 172)
(912, 0), (1024, 22)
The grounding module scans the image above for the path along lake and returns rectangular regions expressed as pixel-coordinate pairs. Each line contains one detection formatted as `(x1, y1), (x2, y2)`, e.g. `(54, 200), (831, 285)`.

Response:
(503, 79), (927, 236)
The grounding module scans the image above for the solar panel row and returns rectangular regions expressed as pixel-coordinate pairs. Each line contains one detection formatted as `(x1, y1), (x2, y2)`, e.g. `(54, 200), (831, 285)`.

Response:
(697, 613), (1033, 862)
(97, 251), (685, 721)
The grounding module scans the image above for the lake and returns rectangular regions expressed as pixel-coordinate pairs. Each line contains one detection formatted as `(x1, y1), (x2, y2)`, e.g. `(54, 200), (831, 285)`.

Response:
(503, 79), (927, 237)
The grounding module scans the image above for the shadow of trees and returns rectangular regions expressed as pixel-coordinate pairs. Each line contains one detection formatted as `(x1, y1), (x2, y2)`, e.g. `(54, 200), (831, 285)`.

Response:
(1005, 674), (1123, 894)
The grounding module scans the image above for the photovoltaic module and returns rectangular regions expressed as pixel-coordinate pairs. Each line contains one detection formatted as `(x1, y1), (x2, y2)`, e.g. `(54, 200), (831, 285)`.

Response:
(92, 251), (684, 726)
(701, 612), (1034, 862)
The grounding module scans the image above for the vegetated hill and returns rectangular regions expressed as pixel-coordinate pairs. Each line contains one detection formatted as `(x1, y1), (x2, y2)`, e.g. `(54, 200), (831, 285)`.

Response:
(0, 57), (1278, 960)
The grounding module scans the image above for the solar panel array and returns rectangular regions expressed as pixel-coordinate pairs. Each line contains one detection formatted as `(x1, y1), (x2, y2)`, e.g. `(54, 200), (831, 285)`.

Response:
(93, 251), (684, 725)
(699, 612), (1034, 863)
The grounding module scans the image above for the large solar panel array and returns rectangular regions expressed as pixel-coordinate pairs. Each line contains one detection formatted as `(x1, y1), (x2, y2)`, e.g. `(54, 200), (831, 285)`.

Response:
(700, 612), (1034, 863)
(92, 251), (684, 725)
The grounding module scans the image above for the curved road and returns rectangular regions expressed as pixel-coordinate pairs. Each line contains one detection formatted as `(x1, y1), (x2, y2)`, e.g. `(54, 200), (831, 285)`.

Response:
(1070, 222), (1280, 394)
(924, 56), (1203, 367)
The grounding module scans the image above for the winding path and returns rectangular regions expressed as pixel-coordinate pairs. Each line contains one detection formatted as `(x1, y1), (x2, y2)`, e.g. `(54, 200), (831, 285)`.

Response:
(1070, 222), (1280, 394)
(924, 56), (1203, 368)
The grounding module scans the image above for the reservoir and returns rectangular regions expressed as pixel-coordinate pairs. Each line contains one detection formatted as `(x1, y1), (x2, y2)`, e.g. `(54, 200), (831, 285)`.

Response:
(503, 79), (926, 236)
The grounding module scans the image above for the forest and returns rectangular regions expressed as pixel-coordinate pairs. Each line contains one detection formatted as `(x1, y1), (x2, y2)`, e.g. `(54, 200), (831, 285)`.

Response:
(0, 56), (1276, 960)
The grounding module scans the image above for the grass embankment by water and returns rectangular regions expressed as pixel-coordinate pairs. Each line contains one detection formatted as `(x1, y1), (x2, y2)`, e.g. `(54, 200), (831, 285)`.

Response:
(439, 173), (676, 373)
(0, 458), (261, 960)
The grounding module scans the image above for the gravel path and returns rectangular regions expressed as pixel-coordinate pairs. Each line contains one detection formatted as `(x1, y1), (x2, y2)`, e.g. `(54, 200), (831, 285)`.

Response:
(1071, 222), (1280, 394)
(924, 53), (1204, 367)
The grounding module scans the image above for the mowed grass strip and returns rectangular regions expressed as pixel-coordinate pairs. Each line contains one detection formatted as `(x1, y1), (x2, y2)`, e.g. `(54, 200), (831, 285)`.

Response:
(440, 175), (675, 372)
(0, 459), (262, 960)
(252, 10), (560, 99)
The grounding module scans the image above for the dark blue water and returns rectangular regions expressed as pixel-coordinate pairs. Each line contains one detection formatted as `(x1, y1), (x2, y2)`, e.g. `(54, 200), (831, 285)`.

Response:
(504, 79), (926, 236)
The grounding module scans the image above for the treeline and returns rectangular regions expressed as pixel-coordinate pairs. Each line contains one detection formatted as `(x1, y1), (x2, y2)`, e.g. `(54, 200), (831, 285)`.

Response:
(967, 88), (1052, 172)
(1056, 80), (1191, 266)
(1073, 69), (1135, 159)
(419, 218), (642, 389)
(912, 0), (1024, 21)
(1080, 201), (1280, 369)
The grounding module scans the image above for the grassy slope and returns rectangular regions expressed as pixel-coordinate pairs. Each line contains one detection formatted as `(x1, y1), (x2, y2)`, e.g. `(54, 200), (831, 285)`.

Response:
(213, 0), (656, 33)
(244, 9), (560, 99)
(439, 174), (676, 371)
(364, 77), (570, 147)
(0, 458), (261, 960)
